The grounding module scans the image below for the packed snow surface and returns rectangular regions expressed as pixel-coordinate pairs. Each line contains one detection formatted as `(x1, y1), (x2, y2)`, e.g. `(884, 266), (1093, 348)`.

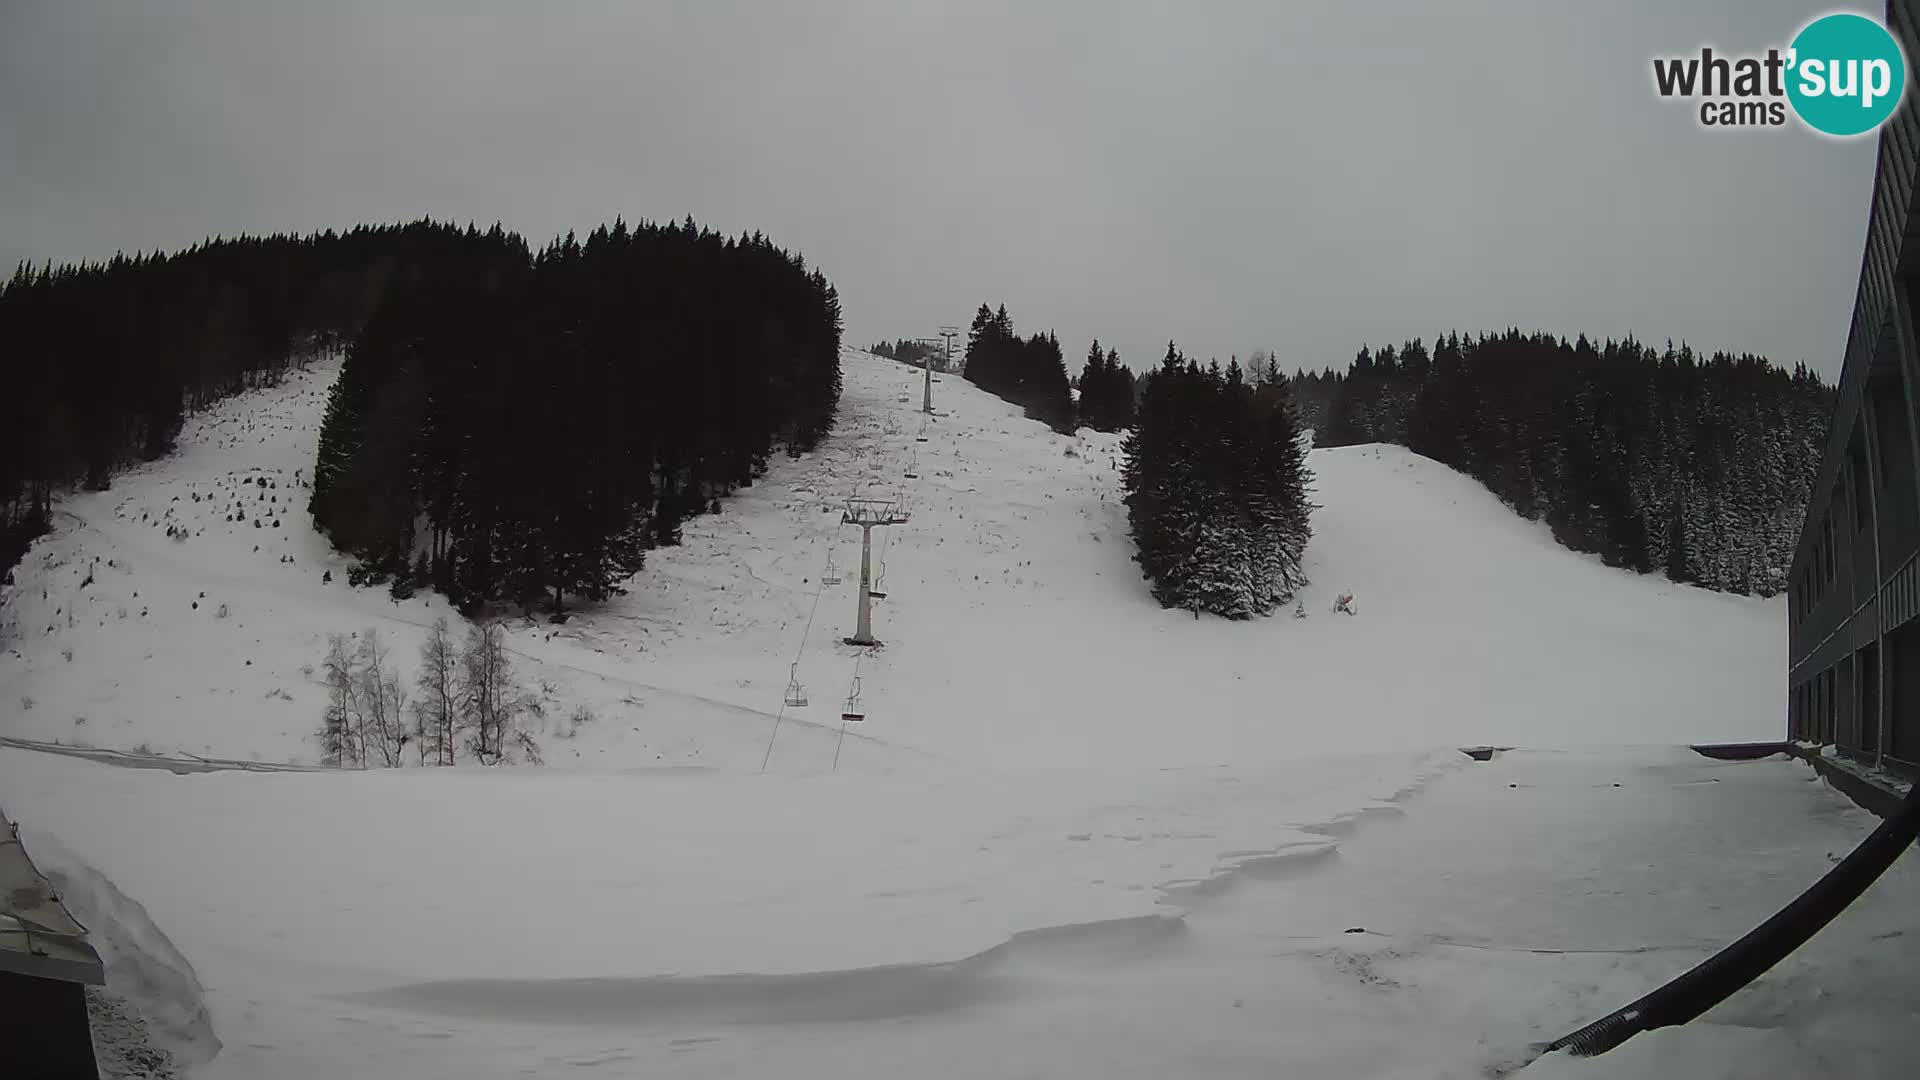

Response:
(4, 745), (1914, 1079)
(3, 348), (1906, 1078)
(3, 349), (1779, 769)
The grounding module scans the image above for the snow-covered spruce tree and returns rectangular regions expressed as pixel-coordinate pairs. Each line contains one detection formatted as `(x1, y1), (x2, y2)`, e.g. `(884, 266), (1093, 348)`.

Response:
(1182, 512), (1262, 618)
(1125, 343), (1204, 607)
(1123, 345), (1314, 618)
(1252, 374), (1313, 604)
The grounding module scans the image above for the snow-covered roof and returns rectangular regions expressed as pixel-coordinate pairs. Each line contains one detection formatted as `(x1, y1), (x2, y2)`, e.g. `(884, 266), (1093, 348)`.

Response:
(0, 807), (104, 984)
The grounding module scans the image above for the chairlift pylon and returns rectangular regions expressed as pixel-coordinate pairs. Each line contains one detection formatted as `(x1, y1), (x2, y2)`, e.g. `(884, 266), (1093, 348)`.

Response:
(841, 677), (864, 722)
(784, 662), (808, 707)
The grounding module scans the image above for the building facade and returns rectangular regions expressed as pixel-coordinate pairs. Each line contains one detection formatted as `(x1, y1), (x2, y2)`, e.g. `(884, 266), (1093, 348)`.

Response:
(1787, 0), (1920, 777)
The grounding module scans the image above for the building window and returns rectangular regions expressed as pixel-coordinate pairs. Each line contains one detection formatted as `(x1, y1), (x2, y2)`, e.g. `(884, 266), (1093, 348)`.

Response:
(1854, 448), (1872, 531)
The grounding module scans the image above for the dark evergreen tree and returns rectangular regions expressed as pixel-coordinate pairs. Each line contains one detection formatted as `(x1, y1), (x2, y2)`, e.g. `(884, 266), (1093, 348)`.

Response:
(959, 304), (1075, 433)
(1122, 342), (1313, 618)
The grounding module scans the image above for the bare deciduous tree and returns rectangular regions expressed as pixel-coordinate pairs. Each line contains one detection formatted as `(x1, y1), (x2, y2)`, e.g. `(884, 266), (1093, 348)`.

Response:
(412, 616), (459, 766)
(319, 633), (366, 768)
(459, 620), (527, 765)
(357, 629), (408, 767)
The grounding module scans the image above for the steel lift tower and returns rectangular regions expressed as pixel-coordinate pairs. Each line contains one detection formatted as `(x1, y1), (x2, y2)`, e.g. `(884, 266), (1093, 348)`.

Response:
(841, 497), (909, 646)
(936, 326), (959, 412)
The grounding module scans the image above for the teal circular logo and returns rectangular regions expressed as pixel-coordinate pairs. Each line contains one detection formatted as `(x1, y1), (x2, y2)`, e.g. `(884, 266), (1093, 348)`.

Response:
(1787, 13), (1907, 136)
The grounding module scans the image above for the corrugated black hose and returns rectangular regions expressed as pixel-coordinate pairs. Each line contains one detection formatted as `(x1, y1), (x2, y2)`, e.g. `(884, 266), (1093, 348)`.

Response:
(1538, 775), (1920, 1059)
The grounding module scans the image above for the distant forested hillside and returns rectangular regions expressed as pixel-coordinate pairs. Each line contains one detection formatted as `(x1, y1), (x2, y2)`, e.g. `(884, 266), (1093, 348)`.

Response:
(1, 221), (473, 581)
(311, 219), (842, 614)
(1288, 331), (1831, 596)
(0, 219), (843, 614)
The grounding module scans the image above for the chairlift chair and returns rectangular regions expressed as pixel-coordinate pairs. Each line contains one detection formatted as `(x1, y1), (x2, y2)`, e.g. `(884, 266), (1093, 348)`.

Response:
(841, 678), (864, 722)
(823, 552), (842, 586)
(784, 662), (808, 708)
(869, 561), (888, 600)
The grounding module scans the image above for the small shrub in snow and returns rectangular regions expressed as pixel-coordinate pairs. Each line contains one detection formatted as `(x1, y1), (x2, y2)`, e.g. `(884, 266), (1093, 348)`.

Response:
(19, 696), (31, 711)
(514, 730), (544, 766)
(61, 648), (73, 662)
(558, 704), (595, 739)
(214, 603), (230, 619)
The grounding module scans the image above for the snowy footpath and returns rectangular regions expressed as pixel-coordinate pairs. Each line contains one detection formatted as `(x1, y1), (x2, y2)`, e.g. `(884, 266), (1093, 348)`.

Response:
(2, 744), (1915, 1079)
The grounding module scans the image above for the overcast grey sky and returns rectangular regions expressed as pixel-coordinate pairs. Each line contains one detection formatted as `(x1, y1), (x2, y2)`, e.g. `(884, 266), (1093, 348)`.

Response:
(0, 1), (1880, 378)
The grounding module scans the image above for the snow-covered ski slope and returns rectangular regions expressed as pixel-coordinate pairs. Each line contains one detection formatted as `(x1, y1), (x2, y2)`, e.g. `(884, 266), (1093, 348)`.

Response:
(8, 347), (1892, 1080)
(0, 347), (1779, 770)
